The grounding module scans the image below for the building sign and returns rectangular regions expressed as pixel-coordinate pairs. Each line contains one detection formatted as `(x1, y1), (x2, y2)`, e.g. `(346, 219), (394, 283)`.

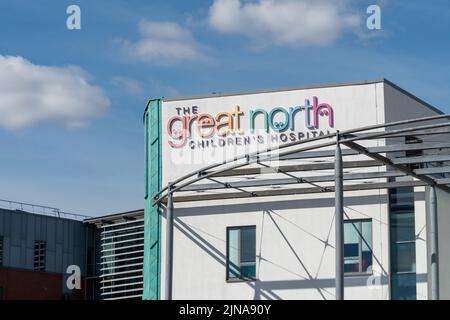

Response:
(167, 96), (334, 149)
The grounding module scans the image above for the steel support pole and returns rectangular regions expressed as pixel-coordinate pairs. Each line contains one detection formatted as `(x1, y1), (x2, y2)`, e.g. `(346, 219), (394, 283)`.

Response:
(335, 132), (344, 300)
(429, 185), (439, 300)
(165, 183), (174, 300)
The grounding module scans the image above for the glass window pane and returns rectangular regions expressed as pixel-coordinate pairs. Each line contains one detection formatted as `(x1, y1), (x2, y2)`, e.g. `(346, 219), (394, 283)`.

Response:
(240, 227), (255, 264)
(344, 258), (359, 273)
(391, 242), (416, 273)
(361, 221), (372, 251)
(392, 273), (417, 300)
(390, 187), (415, 207)
(228, 229), (240, 279)
(344, 222), (359, 259)
(390, 212), (416, 243)
(361, 251), (372, 272)
(344, 243), (359, 258)
(344, 222), (359, 244)
(344, 220), (373, 274)
(227, 226), (256, 280)
(361, 221), (372, 272)
(389, 187), (417, 299)
(240, 264), (256, 279)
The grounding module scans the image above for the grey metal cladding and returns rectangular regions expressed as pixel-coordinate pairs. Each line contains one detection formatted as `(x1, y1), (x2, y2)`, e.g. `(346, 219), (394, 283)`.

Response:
(0, 208), (88, 275)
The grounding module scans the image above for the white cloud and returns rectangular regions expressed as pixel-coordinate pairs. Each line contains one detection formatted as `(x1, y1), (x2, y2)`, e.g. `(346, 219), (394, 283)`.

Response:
(208, 0), (361, 47)
(0, 55), (110, 130)
(123, 20), (207, 63)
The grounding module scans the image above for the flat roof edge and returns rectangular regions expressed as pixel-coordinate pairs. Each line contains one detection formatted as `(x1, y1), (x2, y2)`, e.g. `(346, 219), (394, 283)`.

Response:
(0, 208), (86, 223)
(161, 78), (387, 102)
(145, 78), (444, 117)
(83, 209), (144, 224)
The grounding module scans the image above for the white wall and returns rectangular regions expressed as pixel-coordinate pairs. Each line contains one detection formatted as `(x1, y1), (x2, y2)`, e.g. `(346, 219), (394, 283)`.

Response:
(163, 190), (390, 300)
(162, 83), (385, 181)
(159, 82), (392, 300)
(158, 81), (445, 300)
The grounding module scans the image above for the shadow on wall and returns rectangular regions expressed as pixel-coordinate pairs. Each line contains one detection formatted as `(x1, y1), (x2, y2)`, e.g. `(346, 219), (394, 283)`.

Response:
(171, 193), (427, 299)
(170, 194), (391, 299)
(173, 194), (391, 217)
(175, 216), (393, 300)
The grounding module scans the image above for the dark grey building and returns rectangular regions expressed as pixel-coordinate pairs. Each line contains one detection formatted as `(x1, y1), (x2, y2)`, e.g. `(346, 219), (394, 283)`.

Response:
(0, 200), (93, 299)
(0, 199), (144, 300)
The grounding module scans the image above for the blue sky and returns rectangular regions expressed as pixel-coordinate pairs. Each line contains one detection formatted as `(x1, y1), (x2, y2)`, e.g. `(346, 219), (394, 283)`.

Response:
(0, 0), (449, 216)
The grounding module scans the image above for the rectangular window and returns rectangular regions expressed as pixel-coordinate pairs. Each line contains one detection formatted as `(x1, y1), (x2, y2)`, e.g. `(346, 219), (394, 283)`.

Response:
(226, 226), (256, 281)
(405, 136), (423, 170)
(344, 220), (373, 275)
(0, 236), (3, 267)
(389, 187), (417, 300)
(34, 240), (46, 271)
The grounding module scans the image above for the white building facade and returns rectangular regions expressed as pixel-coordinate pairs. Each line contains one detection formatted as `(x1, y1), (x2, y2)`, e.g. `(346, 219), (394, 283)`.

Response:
(143, 79), (450, 300)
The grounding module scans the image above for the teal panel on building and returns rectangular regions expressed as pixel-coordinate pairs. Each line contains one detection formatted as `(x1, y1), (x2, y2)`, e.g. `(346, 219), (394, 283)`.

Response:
(143, 99), (162, 300)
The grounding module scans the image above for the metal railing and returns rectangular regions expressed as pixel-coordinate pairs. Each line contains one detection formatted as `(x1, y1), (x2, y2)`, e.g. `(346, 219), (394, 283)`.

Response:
(0, 198), (90, 221)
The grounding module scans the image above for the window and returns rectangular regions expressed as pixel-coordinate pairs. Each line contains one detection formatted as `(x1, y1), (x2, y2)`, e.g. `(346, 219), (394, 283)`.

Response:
(405, 136), (423, 170)
(227, 226), (256, 281)
(389, 187), (417, 300)
(34, 240), (46, 271)
(344, 220), (372, 274)
(0, 236), (3, 267)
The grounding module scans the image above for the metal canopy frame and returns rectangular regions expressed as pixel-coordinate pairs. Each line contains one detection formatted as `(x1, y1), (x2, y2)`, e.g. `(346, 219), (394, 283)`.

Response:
(152, 114), (450, 300)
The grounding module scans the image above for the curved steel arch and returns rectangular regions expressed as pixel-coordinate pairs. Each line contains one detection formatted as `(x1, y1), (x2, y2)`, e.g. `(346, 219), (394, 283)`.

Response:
(154, 114), (450, 205)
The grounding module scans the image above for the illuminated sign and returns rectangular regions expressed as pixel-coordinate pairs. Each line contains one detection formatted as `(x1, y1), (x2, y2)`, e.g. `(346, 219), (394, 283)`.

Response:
(167, 96), (334, 149)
